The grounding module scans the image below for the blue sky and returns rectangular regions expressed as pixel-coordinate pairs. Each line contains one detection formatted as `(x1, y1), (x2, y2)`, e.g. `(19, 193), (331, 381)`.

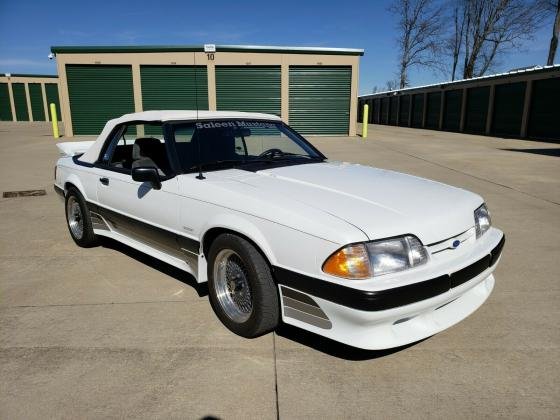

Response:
(0, 0), (554, 94)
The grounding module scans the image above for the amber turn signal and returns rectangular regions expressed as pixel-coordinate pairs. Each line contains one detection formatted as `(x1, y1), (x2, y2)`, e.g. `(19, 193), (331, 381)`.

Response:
(322, 244), (372, 279)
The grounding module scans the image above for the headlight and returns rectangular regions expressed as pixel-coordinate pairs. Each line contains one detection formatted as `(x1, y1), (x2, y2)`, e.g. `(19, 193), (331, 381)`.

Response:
(322, 235), (429, 279)
(474, 203), (491, 238)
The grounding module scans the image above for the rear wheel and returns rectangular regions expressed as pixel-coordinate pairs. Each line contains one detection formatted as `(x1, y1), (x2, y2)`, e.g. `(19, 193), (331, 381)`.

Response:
(208, 234), (279, 337)
(65, 187), (98, 248)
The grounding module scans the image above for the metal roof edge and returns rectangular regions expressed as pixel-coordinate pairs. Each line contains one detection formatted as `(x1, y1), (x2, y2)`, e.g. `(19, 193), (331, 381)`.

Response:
(359, 64), (560, 98)
(2, 73), (58, 78)
(50, 44), (364, 56)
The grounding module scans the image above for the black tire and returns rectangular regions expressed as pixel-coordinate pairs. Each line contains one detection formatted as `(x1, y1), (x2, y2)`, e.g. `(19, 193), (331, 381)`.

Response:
(207, 233), (279, 338)
(64, 187), (98, 248)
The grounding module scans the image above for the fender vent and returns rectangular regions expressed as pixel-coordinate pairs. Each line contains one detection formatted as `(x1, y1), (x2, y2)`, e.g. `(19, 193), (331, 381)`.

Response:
(281, 286), (332, 329)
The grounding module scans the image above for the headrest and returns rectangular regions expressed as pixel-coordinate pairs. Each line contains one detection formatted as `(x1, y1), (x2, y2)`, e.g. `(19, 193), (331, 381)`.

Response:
(133, 137), (161, 160)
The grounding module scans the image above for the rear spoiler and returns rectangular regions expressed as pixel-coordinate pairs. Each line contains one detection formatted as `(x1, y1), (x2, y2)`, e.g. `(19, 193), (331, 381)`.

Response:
(56, 141), (95, 157)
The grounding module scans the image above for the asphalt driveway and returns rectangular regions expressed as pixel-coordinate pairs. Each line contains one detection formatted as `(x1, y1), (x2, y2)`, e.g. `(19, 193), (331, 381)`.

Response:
(1, 122), (558, 419)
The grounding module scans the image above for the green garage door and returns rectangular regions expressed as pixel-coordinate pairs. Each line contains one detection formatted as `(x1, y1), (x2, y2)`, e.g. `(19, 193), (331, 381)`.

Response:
(492, 82), (526, 137)
(45, 83), (61, 121)
(443, 89), (462, 131)
(216, 66), (280, 116)
(66, 65), (135, 135)
(12, 83), (29, 121)
(29, 83), (45, 121)
(357, 98), (364, 122)
(425, 92), (441, 129)
(0, 83), (12, 121)
(464, 86), (490, 134)
(373, 98), (381, 124)
(411, 94), (424, 127)
(399, 95), (410, 126)
(289, 66), (351, 135)
(389, 96), (398, 125)
(528, 77), (560, 140)
(141, 66), (208, 111)
(380, 97), (389, 124)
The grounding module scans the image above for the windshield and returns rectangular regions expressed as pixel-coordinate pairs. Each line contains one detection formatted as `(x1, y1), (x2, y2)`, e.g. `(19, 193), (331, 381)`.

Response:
(171, 120), (325, 173)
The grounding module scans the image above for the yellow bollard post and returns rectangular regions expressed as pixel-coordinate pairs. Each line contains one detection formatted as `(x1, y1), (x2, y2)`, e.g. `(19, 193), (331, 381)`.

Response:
(50, 103), (59, 138)
(362, 104), (369, 138)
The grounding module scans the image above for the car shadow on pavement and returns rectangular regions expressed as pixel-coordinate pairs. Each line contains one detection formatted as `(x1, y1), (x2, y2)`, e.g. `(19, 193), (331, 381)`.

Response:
(275, 324), (425, 361)
(501, 148), (560, 157)
(98, 237), (424, 360)
(99, 237), (208, 297)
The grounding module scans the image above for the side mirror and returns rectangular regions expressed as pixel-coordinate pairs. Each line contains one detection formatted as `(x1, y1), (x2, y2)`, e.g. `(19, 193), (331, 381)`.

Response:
(132, 166), (161, 190)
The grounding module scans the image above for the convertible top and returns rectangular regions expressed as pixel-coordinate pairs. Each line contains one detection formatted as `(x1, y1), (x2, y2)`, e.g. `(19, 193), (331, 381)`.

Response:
(78, 110), (282, 164)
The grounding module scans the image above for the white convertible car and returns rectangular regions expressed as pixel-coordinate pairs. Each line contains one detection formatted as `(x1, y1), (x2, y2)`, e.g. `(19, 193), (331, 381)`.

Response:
(54, 111), (505, 350)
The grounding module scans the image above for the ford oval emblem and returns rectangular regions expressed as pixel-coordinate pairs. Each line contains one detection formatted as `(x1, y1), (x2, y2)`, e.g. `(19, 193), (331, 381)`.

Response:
(452, 240), (461, 248)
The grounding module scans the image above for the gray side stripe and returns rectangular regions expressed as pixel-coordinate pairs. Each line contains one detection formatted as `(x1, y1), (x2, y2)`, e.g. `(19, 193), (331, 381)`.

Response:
(284, 307), (332, 330)
(282, 296), (329, 320)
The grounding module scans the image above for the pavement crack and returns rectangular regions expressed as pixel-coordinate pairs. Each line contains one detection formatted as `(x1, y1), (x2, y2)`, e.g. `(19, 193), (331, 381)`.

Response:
(3, 300), (189, 309)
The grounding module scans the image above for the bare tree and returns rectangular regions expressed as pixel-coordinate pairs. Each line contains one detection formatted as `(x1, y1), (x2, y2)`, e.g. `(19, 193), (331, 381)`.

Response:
(544, 0), (560, 65)
(449, 0), (549, 79)
(386, 79), (399, 91)
(372, 85), (380, 94)
(448, 0), (469, 80)
(389, 0), (445, 88)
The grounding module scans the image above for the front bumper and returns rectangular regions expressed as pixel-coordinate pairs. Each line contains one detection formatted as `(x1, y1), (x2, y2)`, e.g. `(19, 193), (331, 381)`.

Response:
(274, 231), (505, 350)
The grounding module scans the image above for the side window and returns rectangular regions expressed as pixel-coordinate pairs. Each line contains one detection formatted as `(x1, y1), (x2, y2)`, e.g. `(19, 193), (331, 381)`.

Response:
(101, 123), (173, 176)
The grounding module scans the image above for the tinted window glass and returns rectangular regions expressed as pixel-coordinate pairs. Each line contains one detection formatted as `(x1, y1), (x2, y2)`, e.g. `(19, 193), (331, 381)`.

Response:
(172, 120), (323, 172)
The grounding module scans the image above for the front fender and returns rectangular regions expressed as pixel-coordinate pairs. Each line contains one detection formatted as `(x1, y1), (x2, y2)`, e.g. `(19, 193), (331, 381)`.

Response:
(63, 172), (88, 199)
(200, 212), (278, 265)
(196, 211), (342, 284)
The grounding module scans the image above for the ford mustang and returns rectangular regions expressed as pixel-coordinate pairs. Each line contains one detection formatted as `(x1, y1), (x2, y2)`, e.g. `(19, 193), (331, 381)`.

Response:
(54, 111), (505, 350)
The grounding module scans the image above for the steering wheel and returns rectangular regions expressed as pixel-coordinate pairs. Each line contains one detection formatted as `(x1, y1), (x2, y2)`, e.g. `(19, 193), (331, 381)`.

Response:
(259, 148), (284, 159)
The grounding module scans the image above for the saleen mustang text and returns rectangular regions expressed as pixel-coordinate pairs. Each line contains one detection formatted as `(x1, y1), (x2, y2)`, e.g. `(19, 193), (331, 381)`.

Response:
(54, 111), (505, 350)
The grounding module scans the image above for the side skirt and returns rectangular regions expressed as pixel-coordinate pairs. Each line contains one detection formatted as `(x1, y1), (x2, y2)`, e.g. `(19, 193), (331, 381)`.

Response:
(94, 228), (198, 278)
(87, 202), (201, 280)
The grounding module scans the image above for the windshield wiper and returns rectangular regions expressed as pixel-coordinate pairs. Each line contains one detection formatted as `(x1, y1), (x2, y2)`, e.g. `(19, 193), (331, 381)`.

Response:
(269, 153), (325, 161)
(188, 155), (324, 172)
(188, 159), (277, 171)
(188, 160), (244, 171)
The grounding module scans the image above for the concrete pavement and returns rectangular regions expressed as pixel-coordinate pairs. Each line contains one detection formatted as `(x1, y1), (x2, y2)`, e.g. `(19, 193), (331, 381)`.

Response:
(0, 122), (558, 418)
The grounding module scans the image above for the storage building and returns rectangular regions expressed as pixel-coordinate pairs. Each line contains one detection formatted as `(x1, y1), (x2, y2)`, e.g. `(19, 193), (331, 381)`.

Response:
(358, 65), (560, 142)
(0, 74), (61, 122)
(50, 45), (363, 137)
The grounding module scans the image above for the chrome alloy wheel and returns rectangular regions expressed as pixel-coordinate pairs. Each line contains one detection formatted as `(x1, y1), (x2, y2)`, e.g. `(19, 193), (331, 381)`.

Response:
(66, 196), (84, 240)
(213, 249), (253, 323)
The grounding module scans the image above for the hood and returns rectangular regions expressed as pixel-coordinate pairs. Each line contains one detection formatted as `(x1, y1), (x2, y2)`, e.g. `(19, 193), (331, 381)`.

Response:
(229, 162), (483, 245)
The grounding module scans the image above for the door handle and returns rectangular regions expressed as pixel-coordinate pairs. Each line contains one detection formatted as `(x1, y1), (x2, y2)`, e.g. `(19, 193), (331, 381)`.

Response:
(99, 177), (109, 186)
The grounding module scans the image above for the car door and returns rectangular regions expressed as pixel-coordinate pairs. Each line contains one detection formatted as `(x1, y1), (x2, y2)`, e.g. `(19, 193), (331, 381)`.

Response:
(95, 122), (183, 258)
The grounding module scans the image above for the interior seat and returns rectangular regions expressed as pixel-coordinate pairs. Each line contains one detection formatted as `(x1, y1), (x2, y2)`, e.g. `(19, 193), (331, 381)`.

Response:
(131, 137), (171, 176)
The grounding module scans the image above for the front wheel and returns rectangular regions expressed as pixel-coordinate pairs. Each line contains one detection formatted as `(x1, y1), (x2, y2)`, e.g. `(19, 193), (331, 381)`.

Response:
(207, 234), (279, 338)
(65, 187), (98, 248)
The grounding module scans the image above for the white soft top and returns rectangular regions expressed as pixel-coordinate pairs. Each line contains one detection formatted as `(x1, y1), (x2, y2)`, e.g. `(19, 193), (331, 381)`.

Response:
(77, 110), (282, 163)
